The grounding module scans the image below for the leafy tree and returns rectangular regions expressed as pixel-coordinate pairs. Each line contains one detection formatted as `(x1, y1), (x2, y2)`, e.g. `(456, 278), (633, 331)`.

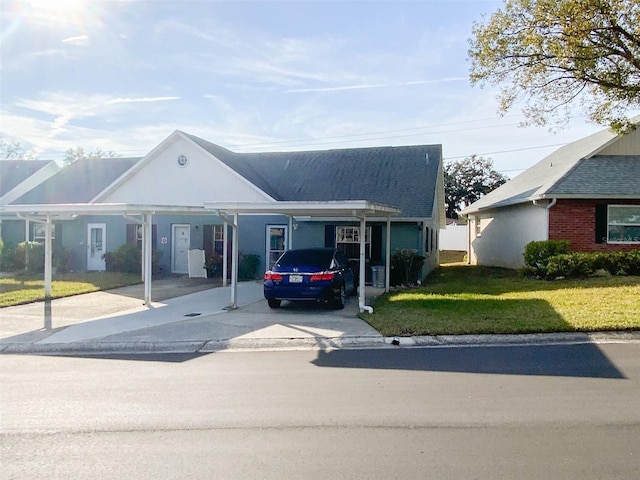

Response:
(0, 136), (35, 160)
(445, 155), (508, 219)
(469, 0), (640, 132)
(63, 146), (121, 166)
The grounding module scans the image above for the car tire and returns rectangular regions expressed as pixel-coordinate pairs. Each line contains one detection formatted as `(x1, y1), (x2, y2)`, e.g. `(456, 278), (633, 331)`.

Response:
(267, 299), (281, 309)
(334, 284), (346, 310)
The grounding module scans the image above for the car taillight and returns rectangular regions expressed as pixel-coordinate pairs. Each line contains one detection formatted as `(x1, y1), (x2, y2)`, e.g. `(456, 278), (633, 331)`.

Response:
(264, 272), (283, 281)
(310, 272), (335, 281)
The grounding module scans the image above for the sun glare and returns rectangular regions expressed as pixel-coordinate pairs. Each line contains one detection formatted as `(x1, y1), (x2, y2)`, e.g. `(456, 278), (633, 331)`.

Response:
(28, 0), (86, 12)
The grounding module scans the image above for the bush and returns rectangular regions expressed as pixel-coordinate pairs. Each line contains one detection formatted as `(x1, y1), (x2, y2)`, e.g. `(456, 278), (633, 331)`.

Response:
(204, 252), (223, 278)
(391, 248), (425, 286)
(0, 243), (13, 271)
(13, 241), (45, 273)
(238, 253), (260, 280)
(103, 244), (162, 274)
(523, 240), (571, 277)
(546, 253), (593, 279)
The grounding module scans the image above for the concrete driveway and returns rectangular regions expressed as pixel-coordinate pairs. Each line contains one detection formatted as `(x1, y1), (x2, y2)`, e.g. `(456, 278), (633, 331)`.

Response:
(0, 279), (384, 353)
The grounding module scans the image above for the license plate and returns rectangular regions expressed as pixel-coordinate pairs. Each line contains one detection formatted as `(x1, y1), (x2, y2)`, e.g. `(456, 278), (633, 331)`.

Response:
(289, 275), (303, 283)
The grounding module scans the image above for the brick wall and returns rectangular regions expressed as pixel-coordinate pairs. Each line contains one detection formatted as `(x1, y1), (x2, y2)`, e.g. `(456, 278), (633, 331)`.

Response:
(548, 199), (640, 252)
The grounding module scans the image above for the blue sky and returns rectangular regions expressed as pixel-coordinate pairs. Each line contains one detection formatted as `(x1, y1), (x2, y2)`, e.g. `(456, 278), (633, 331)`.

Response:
(0, 0), (608, 176)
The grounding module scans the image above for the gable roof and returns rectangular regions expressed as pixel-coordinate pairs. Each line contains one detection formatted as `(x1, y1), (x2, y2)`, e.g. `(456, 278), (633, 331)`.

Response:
(10, 132), (443, 219)
(12, 157), (141, 204)
(462, 117), (640, 214)
(1, 159), (59, 198)
(184, 132), (442, 218)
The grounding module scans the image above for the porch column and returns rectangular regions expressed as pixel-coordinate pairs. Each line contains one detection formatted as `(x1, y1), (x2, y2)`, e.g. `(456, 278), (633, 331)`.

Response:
(229, 212), (239, 309)
(44, 215), (53, 298)
(358, 214), (367, 312)
(385, 216), (391, 292)
(143, 213), (153, 305)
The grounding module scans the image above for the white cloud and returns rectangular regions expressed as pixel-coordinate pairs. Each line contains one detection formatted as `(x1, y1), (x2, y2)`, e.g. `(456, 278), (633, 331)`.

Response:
(61, 34), (90, 46)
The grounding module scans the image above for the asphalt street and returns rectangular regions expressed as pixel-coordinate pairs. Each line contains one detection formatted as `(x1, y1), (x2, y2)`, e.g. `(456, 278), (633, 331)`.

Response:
(2, 343), (640, 479)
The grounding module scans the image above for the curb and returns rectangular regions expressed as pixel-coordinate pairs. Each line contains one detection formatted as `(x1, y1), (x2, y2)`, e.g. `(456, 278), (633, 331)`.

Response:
(1, 331), (639, 355)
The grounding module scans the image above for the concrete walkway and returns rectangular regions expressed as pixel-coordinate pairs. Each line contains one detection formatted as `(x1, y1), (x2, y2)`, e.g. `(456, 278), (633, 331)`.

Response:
(1, 279), (639, 355)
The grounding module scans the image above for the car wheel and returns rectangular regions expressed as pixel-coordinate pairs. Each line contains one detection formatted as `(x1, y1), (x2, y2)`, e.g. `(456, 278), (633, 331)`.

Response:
(334, 284), (346, 310)
(267, 298), (281, 309)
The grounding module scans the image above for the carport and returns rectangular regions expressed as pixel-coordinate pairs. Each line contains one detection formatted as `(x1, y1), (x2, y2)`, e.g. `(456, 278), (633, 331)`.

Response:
(3, 200), (399, 313)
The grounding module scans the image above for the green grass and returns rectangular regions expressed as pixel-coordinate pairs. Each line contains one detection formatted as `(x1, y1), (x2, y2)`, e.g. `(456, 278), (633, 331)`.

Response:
(0, 272), (141, 307)
(365, 264), (640, 336)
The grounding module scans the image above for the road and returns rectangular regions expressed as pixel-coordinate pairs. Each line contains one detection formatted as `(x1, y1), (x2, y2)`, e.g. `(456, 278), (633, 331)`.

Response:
(2, 343), (639, 479)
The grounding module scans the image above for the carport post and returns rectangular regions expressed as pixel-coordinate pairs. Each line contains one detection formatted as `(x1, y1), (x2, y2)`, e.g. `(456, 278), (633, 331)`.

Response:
(358, 214), (367, 312)
(44, 215), (53, 298)
(288, 216), (293, 250)
(229, 211), (239, 309)
(386, 215), (391, 292)
(143, 213), (153, 305)
(222, 223), (228, 287)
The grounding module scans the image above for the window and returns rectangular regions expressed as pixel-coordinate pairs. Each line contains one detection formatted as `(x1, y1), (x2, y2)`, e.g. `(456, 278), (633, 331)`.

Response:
(33, 223), (54, 243)
(212, 224), (224, 255)
(126, 224), (158, 249)
(608, 205), (640, 243)
(336, 226), (371, 259)
(267, 225), (287, 268)
(475, 217), (482, 238)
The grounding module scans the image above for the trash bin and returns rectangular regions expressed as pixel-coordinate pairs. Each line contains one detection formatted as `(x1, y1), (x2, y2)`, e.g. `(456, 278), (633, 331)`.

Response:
(371, 265), (386, 288)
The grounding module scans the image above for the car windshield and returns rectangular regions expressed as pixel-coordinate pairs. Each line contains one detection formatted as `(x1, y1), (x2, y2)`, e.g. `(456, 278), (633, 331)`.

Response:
(276, 250), (333, 269)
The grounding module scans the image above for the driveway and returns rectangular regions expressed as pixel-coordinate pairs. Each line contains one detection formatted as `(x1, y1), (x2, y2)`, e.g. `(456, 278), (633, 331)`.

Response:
(0, 279), (384, 352)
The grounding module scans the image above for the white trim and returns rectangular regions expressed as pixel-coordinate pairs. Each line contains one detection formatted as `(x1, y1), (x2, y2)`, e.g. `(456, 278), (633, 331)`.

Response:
(266, 225), (288, 270)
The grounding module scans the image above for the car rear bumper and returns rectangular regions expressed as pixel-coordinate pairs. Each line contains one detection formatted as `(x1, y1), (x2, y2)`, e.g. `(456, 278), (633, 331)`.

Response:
(264, 283), (337, 302)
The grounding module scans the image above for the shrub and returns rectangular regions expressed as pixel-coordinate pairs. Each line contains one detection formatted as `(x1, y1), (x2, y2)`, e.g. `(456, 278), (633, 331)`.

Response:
(238, 253), (260, 280)
(546, 253), (593, 279)
(204, 252), (223, 278)
(0, 243), (13, 271)
(523, 240), (571, 277)
(103, 244), (162, 274)
(391, 248), (425, 286)
(13, 241), (45, 273)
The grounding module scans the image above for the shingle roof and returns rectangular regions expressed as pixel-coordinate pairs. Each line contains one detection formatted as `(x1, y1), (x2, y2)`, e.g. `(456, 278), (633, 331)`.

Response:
(548, 155), (640, 196)
(462, 117), (640, 214)
(0, 160), (57, 197)
(13, 157), (141, 204)
(184, 131), (442, 218)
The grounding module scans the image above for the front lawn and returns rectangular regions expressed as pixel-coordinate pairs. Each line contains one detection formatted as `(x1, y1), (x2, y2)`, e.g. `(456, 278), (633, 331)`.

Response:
(365, 264), (640, 336)
(0, 272), (141, 307)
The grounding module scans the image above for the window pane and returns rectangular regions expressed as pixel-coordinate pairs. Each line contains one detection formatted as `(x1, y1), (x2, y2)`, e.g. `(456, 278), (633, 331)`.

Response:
(609, 206), (640, 225)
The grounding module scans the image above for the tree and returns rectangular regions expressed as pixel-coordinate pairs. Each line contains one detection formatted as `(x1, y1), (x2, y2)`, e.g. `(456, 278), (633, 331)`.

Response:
(63, 146), (121, 166)
(445, 155), (508, 219)
(0, 136), (35, 160)
(468, 0), (640, 132)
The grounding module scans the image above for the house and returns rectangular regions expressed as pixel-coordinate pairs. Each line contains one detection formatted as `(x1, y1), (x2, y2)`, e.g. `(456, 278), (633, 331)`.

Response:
(2, 130), (445, 307)
(461, 118), (640, 269)
(0, 159), (59, 244)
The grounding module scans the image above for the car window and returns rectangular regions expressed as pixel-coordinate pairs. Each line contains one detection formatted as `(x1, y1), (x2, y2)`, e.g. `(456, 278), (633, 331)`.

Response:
(334, 250), (348, 267)
(277, 250), (333, 269)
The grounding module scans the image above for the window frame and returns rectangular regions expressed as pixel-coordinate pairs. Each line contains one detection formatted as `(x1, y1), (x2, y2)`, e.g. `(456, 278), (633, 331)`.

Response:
(607, 205), (640, 244)
(335, 225), (371, 260)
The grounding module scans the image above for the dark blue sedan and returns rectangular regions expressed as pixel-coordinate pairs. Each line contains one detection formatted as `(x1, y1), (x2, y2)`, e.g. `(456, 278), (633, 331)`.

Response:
(264, 248), (356, 309)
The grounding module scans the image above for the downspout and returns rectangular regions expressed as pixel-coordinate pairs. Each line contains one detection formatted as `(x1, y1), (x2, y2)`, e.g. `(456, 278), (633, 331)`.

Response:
(533, 198), (557, 240)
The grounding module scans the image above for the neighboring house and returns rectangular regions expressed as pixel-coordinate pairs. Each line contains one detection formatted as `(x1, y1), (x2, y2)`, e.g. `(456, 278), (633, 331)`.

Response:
(3, 130), (445, 283)
(461, 117), (640, 269)
(0, 159), (59, 244)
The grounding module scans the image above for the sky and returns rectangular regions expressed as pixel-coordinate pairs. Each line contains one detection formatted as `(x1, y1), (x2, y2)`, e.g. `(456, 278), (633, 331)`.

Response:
(0, 0), (618, 178)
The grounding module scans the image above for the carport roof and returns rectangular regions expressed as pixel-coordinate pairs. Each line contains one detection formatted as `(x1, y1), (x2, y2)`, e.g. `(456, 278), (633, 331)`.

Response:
(1, 200), (400, 218)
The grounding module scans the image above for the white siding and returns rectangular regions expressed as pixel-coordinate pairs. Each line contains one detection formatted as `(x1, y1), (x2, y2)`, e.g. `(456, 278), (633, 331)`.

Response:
(598, 128), (640, 155)
(469, 203), (548, 269)
(102, 136), (273, 205)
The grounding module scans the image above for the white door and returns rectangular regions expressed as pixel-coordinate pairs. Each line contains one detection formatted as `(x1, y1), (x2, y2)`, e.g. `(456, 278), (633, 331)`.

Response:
(87, 223), (106, 271)
(266, 225), (288, 269)
(172, 224), (190, 273)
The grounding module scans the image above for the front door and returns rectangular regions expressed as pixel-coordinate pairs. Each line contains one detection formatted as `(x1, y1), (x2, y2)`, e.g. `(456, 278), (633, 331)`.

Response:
(266, 225), (288, 269)
(87, 223), (106, 271)
(172, 224), (190, 273)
